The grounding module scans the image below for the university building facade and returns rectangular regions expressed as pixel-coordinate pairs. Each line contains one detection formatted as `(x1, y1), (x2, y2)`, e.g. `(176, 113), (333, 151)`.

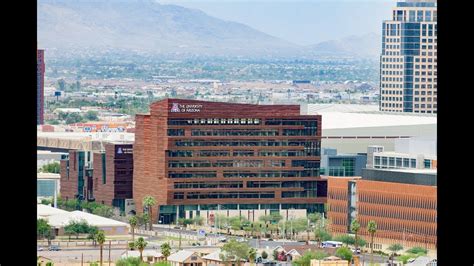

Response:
(133, 99), (327, 224)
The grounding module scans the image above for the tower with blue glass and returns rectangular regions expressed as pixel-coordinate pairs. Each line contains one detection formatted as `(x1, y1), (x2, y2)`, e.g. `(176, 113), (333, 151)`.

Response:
(380, 0), (437, 114)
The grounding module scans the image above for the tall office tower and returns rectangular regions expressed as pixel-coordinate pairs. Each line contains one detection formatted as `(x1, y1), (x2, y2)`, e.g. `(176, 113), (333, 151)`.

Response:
(134, 99), (327, 224)
(380, 0), (437, 113)
(37, 49), (45, 124)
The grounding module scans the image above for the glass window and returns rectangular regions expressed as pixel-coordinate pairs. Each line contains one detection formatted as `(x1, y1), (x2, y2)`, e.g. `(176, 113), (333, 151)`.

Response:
(374, 156), (381, 165)
(425, 11), (431, 21)
(409, 10), (415, 22)
(424, 159), (431, 169)
(403, 158), (410, 168)
(396, 158), (402, 167)
(389, 157), (395, 167)
(417, 10), (423, 21)
(410, 159), (417, 168)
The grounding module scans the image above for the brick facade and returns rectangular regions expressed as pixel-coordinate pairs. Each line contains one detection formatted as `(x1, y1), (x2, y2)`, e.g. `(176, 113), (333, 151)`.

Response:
(327, 176), (437, 249)
(133, 99), (326, 223)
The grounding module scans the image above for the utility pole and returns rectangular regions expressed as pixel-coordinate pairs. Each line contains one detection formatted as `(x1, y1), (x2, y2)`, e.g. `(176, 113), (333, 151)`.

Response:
(81, 253), (83, 266)
(108, 240), (111, 266)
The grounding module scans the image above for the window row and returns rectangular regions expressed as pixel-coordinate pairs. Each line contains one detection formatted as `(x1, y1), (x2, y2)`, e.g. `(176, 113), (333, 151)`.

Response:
(175, 191), (275, 200)
(359, 206), (436, 223)
(174, 181), (243, 189)
(374, 156), (417, 168)
(174, 139), (321, 148)
(167, 149), (313, 158)
(223, 169), (320, 178)
(168, 118), (261, 125)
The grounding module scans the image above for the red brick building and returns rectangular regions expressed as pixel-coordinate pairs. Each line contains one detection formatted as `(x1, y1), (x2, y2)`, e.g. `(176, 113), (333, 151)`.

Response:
(327, 168), (437, 249)
(133, 99), (327, 224)
(59, 143), (134, 214)
(37, 49), (45, 125)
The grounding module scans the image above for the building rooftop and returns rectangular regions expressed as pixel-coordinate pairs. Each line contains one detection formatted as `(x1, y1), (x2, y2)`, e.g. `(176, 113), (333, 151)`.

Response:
(37, 204), (69, 218)
(38, 205), (129, 228)
(37, 173), (61, 179)
(167, 250), (198, 263)
(362, 168), (437, 186)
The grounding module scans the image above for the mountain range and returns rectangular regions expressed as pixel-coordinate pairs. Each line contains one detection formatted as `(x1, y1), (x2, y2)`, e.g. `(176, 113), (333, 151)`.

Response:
(38, 0), (381, 58)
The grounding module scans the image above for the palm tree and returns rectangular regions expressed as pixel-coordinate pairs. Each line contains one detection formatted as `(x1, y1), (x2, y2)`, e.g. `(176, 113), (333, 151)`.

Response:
(135, 237), (148, 262)
(129, 216), (138, 242)
(95, 230), (106, 266)
(388, 243), (403, 266)
(161, 242), (171, 261)
(350, 219), (361, 251)
(367, 220), (377, 264)
(143, 196), (157, 231)
(248, 248), (257, 265)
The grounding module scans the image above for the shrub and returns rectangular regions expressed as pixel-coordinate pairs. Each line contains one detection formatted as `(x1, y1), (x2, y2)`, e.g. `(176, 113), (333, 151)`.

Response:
(153, 262), (171, 266)
(397, 254), (418, 264)
(89, 263), (99, 266)
(45, 262), (54, 266)
(116, 257), (142, 266)
(335, 246), (353, 261)
(261, 251), (268, 259)
(406, 247), (428, 256)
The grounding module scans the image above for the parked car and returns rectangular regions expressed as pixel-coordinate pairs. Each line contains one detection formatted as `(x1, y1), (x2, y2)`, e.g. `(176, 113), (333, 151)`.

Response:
(218, 237), (227, 242)
(351, 248), (361, 254)
(236, 237), (246, 242)
(37, 247), (44, 251)
(48, 245), (61, 251)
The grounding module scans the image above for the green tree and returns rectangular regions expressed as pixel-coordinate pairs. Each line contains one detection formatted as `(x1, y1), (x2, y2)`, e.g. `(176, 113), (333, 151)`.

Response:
(84, 110), (99, 121)
(93, 205), (114, 218)
(261, 251), (268, 259)
(142, 213), (150, 230)
(307, 213), (323, 224)
(65, 112), (84, 124)
(350, 219), (361, 250)
(37, 219), (51, 239)
(40, 162), (61, 174)
(388, 243), (403, 265)
(293, 251), (329, 266)
(87, 226), (99, 246)
(129, 216), (138, 242)
(334, 234), (355, 247)
(314, 228), (332, 245)
(96, 231), (106, 266)
(193, 216), (204, 226)
(220, 239), (251, 265)
(272, 250), (279, 260)
(335, 246), (353, 261)
(367, 220), (377, 264)
(143, 196), (157, 230)
(248, 248), (257, 265)
(64, 220), (86, 240)
(161, 242), (171, 261)
(135, 237), (148, 262)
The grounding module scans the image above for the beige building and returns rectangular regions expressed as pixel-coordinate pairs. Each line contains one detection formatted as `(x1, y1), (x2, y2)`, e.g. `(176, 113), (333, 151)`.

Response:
(310, 256), (350, 266)
(380, 0), (437, 114)
(167, 250), (205, 266)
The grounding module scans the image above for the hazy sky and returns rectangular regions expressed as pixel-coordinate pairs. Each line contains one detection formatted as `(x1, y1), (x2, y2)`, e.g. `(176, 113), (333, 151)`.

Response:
(157, 0), (395, 45)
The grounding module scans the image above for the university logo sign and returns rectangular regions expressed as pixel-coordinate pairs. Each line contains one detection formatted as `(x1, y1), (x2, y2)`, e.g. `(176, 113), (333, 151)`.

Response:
(171, 103), (180, 112)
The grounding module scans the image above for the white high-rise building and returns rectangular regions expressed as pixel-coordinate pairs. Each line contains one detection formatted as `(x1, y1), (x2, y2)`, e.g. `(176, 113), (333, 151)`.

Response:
(380, 0), (437, 113)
